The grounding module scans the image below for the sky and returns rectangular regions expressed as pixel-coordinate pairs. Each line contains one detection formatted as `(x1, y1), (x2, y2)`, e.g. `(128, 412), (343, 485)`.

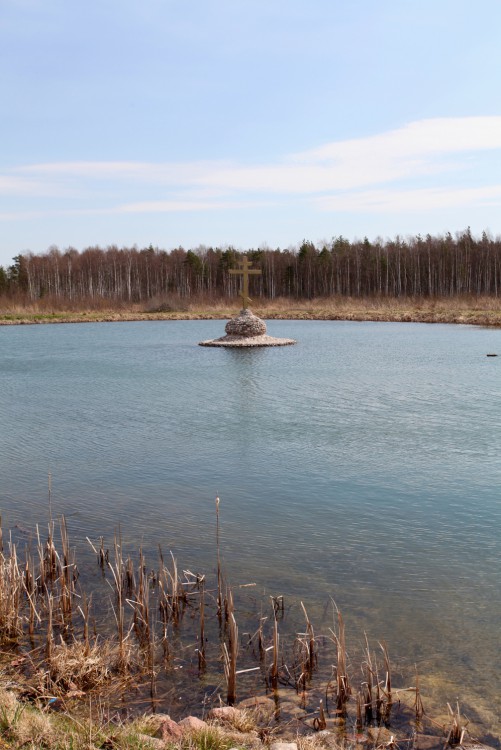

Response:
(1, 0), (501, 267)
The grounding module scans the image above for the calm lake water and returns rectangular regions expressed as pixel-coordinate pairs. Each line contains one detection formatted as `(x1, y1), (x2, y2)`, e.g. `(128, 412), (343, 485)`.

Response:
(0, 319), (500, 738)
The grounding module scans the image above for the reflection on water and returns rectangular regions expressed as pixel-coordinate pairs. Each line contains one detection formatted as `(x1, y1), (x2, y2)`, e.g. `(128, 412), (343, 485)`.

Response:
(0, 319), (500, 739)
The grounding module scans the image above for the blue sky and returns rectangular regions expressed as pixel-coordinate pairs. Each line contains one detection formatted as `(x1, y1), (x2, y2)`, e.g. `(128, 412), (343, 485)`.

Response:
(1, 0), (501, 267)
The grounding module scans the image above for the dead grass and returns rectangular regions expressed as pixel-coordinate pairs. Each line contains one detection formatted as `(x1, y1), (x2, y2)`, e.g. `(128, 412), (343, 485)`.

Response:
(2, 294), (501, 327)
(0, 688), (54, 748)
(41, 638), (117, 693)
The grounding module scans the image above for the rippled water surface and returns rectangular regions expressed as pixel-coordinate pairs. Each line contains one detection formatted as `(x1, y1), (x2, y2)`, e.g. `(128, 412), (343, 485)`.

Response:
(1, 319), (500, 736)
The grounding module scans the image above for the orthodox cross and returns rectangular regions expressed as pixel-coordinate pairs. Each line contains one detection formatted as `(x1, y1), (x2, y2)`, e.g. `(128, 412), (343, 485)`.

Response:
(229, 256), (261, 309)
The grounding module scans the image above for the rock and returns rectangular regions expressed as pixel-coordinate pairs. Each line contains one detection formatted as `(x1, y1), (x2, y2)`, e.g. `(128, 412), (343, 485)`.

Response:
(178, 716), (208, 732)
(154, 717), (183, 741)
(270, 743), (298, 750)
(208, 706), (243, 723)
(225, 310), (267, 337)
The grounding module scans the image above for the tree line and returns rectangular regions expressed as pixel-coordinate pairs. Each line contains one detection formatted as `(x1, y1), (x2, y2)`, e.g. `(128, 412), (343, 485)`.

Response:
(1, 228), (501, 303)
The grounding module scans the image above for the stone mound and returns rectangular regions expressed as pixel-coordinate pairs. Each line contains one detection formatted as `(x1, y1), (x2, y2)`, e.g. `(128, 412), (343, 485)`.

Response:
(225, 309), (267, 337)
(199, 309), (296, 348)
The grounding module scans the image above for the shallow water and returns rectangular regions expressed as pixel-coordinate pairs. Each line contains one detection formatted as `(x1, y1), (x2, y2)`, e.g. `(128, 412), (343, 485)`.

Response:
(0, 319), (500, 738)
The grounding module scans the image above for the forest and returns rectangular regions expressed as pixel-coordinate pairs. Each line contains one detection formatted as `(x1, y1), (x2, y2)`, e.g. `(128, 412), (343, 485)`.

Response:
(1, 228), (501, 305)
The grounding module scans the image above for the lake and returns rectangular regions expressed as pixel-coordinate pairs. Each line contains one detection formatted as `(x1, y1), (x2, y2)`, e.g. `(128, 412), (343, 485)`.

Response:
(0, 319), (500, 739)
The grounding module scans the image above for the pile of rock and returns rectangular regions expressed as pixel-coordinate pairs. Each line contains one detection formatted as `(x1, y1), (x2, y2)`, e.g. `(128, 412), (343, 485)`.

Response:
(224, 309), (268, 337)
(199, 309), (296, 347)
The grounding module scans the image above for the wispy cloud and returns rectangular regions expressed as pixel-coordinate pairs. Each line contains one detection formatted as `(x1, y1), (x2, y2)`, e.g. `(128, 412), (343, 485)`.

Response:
(0, 175), (57, 196)
(317, 185), (501, 213)
(3, 117), (501, 215)
(115, 198), (261, 213)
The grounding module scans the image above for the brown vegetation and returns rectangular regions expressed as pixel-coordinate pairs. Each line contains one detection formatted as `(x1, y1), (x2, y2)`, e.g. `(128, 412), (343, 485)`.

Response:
(0, 509), (489, 750)
(1, 294), (501, 328)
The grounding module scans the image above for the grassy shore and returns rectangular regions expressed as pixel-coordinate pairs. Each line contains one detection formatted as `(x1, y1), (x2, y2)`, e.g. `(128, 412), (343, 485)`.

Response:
(1, 296), (501, 327)
(0, 684), (425, 750)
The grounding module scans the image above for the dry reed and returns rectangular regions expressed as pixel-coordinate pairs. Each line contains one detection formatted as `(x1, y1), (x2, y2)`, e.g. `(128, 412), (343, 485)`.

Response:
(329, 606), (351, 714)
(222, 588), (238, 705)
(216, 496), (222, 620)
(0, 512), (485, 748)
(444, 701), (469, 746)
(269, 614), (279, 690)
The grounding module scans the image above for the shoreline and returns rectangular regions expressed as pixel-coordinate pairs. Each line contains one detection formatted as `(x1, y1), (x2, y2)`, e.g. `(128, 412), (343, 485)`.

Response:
(2, 300), (501, 328)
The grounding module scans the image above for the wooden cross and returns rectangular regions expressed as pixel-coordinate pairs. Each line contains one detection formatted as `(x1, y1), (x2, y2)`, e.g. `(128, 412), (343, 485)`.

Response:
(229, 255), (261, 309)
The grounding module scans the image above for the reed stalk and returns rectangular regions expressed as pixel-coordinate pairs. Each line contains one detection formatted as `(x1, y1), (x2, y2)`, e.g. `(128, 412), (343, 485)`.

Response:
(124, 556), (135, 595)
(224, 615), (238, 705)
(356, 690), (363, 731)
(257, 615), (266, 662)
(23, 551), (39, 639)
(45, 592), (54, 663)
(379, 640), (392, 722)
(99, 537), (108, 569)
(198, 576), (206, 671)
(108, 533), (127, 671)
(215, 496), (222, 619)
(414, 668), (425, 722)
(43, 522), (61, 586)
(329, 607), (351, 714)
(300, 601), (316, 675)
(157, 549), (170, 658)
(78, 593), (91, 657)
(270, 614), (279, 690)
(271, 595), (284, 618)
(445, 702), (469, 746)
(169, 549), (179, 623)
(130, 548), (150, 646)
(362, 640), (374, 724)
(58, 516), (74, 628)
(314, 699), (326, 730)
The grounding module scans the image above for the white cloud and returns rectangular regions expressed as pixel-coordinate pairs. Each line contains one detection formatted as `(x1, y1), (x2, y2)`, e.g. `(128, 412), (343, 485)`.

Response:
(3, 116), (501, 214)
(115, 199), (257, 213)
(17, 160), (217, 183)
(0, 175), (52, 196)
(316, 185), (501, 213)
(298, 116), (501, 162)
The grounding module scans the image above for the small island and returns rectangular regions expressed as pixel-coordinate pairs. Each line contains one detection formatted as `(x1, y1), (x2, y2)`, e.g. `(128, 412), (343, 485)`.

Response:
(199, 256), (296, 347)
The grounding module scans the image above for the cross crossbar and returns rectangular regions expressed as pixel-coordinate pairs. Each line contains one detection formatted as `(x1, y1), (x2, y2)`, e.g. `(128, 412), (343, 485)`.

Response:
(229, 255), (261, 309)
